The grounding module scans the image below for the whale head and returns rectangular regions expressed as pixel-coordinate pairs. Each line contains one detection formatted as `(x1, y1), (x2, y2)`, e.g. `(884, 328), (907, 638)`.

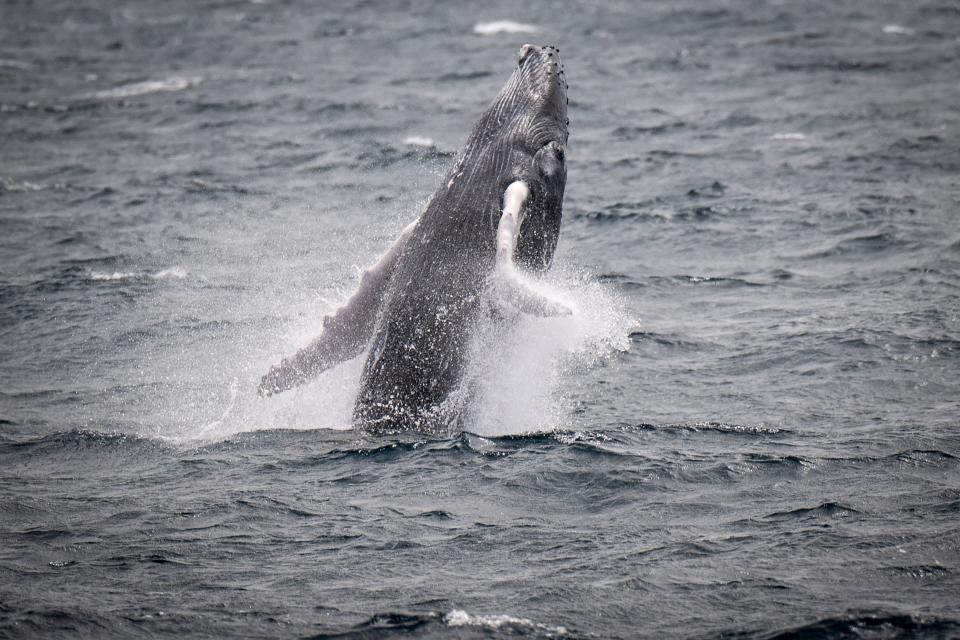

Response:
(457, 44), (569, 271)
(498, 44), (569, 149)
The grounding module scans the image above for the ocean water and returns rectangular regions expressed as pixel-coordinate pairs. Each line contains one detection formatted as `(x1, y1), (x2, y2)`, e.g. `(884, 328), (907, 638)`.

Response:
(2, 0), (959, 637)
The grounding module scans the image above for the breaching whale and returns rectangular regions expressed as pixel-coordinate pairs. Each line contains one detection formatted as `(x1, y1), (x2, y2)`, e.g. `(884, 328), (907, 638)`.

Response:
(259, 44), (570, 434)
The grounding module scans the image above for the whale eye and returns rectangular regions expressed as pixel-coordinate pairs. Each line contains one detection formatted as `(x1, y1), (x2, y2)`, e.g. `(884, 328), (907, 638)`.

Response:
(536, 141), (566, 179)
(543, 141), (565, 165)
(550, 141), (565, 162)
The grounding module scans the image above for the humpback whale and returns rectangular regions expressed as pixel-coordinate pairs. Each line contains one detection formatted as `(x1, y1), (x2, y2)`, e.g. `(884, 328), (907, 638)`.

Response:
(259, 44), (570, 434)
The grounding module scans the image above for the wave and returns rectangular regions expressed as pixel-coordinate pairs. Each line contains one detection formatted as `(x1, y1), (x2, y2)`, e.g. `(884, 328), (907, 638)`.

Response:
(0, 58), (33, 70)
(472, 21), (540, 35)
(762, 501), (860, 522)
(822, 449), (959, 470)
(86, 76), (202, 100)
(402, 135), (436, 148)
(0, 430), (173, 473)
(1, 419), (802, 459)
(611, 121), (687, 138)
(774, 59), (894, 73)
(878, 564), (951, 580)
(0, 422), (793, 471)
(595, 271), (782, 290)
(445, 609), (568, 636)
(0, 178), (48, 193)
(661, 421), (793, 436)
(572, 208), (669, 223)
(770, 132), (807, 140)
(0, 606), (120, 637)
(86, 267), (187, 281)
(802, 229), (909, 260)
(741, 611), (960, 640)
(306, 609), (569, 639)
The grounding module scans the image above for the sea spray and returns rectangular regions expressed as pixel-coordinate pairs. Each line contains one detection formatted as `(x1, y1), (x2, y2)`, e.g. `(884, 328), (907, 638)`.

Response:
(165, 261), (630, 442)
(463, 261), (633, 437)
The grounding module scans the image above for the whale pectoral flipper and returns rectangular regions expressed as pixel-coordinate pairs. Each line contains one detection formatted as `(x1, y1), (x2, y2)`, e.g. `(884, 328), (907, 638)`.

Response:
(258, 220), (417, 396)
(494, 181), (572, 317)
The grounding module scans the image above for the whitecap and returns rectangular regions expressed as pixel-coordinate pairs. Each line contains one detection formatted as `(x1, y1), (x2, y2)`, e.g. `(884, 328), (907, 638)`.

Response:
(88, 270), (140, 281)
(445, 609), (567, 635)
(88, 76), (203, 99)
(473, 21), (540, 36)
(403, 135), (436, 148)
(882, 24), (914, 36)
(0, 179), (46, 192)
(151, 267), (187, 279)
(0, 58), (33, 70)
(87, 267), (187, 281)
(771, 132), (806, 140)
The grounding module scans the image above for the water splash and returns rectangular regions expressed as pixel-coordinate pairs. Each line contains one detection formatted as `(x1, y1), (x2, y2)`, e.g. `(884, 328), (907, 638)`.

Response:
(140, 260), (628, 443)
(154, 299), (363, 444)
(462, 262), (632, 437)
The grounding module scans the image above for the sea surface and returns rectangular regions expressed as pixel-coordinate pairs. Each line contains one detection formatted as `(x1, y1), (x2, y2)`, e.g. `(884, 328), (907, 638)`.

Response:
(2, 0), (959, 638)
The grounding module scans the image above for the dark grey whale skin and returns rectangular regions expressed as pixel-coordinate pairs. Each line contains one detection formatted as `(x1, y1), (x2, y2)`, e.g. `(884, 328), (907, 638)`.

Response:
(354, 45), (569, 433)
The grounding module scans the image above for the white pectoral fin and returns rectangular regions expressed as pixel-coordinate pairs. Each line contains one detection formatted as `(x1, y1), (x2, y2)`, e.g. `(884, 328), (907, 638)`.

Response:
(493, 181), (572, 318)
(495, 181), (530, 267)
(494, 266), (573, 317)
(258, 220), (417, 396)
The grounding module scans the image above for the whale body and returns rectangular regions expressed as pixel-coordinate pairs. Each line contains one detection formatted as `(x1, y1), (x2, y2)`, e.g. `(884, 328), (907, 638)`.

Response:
(260, 44), (570, 434)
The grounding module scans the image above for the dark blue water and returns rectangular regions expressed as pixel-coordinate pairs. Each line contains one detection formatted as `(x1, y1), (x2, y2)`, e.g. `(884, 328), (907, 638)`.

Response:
(2, 0), (959, 637)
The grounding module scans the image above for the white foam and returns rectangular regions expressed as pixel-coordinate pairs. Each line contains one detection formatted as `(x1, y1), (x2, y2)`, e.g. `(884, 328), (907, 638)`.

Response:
(445, 609), (567, 635)
(180, 261), (629, 443)
(462, 262), (632, 437)
(128, 231), (628, 443)
(88, 76), (202, 99)
(403, 135), (436, 148)
(151, 266), (188, 279)
(882, 24), (914, 36)
(0, 179), (46, 192)
(87, 267), (188, 281)
(771, 132), (806, 140)
(0, 58), (32, 70)
(473, 21), (540, 35)
(89, 270), (139, 281)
